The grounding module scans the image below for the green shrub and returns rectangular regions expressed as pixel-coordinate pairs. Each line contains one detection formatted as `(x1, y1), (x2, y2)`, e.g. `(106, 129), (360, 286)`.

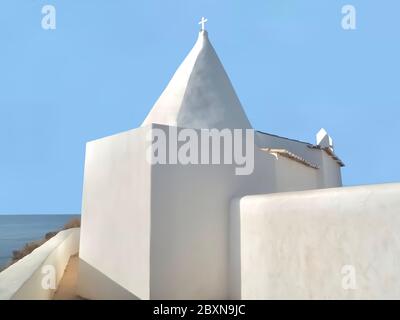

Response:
(1, 217), (81, 271)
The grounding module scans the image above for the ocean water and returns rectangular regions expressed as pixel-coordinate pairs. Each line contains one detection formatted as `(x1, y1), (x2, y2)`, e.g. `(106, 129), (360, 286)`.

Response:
(0, 214), (80, 270)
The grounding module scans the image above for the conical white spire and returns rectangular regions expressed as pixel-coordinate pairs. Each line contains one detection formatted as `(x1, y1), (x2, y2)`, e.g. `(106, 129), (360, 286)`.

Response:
(141, 30), (252, 130)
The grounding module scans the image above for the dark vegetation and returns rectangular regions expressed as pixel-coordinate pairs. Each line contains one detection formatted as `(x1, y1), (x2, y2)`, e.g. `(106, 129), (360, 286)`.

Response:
(0, 217), (81, 272)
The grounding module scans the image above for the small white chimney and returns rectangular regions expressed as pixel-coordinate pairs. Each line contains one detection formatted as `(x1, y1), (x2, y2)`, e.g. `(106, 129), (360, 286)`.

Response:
(316, 128), (334, 151)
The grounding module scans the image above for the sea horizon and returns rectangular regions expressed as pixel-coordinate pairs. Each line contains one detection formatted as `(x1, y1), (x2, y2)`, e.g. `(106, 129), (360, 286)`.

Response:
(0, 214), (80, 270)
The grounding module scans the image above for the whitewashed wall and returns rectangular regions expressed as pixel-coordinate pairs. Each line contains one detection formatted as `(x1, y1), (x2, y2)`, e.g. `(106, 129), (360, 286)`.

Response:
(0, 228), (80, 300)
(79, 123), (328, 299)
(230, 183), (400, 299)
(256, 131), (342, 188)
(149, 125), (276, 299)
(256, 132), (322, 166)
(320, 151), (342, 187)
(79, 126), (152, 300)
(274, 155), (319, 192)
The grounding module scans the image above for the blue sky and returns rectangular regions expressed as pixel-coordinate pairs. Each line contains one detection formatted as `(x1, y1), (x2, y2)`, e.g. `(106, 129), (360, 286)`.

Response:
(0, 0), (399, 214)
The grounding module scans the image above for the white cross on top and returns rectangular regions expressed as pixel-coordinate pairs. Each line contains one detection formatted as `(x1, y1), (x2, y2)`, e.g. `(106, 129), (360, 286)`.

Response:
(198, 17), (208, 31)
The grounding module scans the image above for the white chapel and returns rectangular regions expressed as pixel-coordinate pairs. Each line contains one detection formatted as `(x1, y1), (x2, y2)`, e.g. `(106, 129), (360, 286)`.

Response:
(2, 20), (400, 301)
(76, 22), (400, 300)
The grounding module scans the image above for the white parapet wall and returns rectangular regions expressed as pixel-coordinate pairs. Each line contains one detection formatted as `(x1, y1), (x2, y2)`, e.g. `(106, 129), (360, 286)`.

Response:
(230, 183), (400, 299)
(0, 228), (80, 300)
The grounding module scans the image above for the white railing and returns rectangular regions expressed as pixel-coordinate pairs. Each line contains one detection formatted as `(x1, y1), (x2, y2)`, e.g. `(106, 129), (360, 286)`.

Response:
(0, 228), (80, 300)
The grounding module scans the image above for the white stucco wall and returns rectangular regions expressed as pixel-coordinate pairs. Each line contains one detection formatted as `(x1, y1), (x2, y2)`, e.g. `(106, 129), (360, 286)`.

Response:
(256, 131), (342, 188)
(320, 151), (342, 187)
(256, 132), (321, 165)
(274, 155), (319, 192)
(149, 125), (276, 299)
(77, 258), (139, 300)
(230, 183), (400, 299)
(79, 124), (341, 299)
(0, 228), (80, 300)
(147, 125), (327, 299)
(79, 126), (152, 300)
